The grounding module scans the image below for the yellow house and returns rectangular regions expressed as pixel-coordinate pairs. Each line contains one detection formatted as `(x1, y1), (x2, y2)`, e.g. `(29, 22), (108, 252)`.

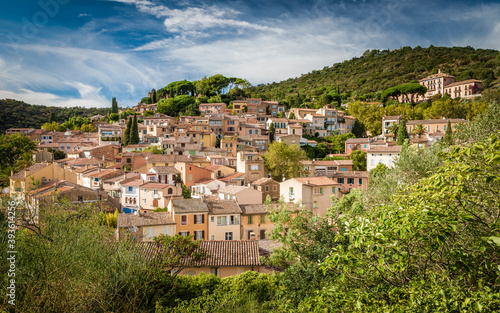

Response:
(199, 132), (217, 148)
(10, 162), (78, 201)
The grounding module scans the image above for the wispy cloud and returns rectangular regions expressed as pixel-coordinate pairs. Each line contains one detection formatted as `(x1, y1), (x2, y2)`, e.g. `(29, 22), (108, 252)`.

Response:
(0, 88), (109, 108)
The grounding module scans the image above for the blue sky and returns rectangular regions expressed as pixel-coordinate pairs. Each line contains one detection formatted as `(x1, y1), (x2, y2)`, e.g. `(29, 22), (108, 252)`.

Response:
(1, 0), (499, 108)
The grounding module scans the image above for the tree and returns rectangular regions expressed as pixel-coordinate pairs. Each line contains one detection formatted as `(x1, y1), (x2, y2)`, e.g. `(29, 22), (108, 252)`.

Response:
(268, 123), (275, 143)
(388, 123), (399, 142)
(130, 115), (139, 144)
(108, 113), (119, 123)
(111, 97), (118, 114)
(288, 112), (295, 119)
(207, 74), (230, 95)
(0, 133), (37, 170)
(352, 120), (364, 138)
(151, 89), (157, 103)
(140, 97), (152, 104)
(411, 124), (426, 139)
(80, 124), (96, 133)
(49, 112), (55, 124)
(396, 120), (409, 145)
(263, 142), (308, 181)
(442, 120), (453, 145)
(124, 117), (132, 146)
(350, 150), (367, 171)
(53, 150), (66, 160)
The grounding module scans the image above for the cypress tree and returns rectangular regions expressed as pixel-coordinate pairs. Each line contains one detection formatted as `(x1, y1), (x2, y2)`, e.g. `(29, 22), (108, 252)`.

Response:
(131, 115), (139, 144)
(124, 117), (132, 146)
(111, 97), (118, 113)
(442, 120), (453, 145)
(49, 112), (55, 124)
(396, 120), (409, 145)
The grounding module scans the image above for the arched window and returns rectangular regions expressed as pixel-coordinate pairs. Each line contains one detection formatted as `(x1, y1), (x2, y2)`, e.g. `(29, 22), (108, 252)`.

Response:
(133, 198), (137, 204)
(167, 188), (173, 195)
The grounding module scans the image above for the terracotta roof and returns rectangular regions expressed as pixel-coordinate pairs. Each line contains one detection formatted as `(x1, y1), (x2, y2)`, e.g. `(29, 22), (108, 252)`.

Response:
(117, 212), (175, 228)
(329, 171), (369, 178)
(172, 198), (209, 213)
(239, 204), (267, 214)
(313, 160), (353, 166)
(218, 185), (257, 195)
(194, 178), (215, 184)
(292, 176), (337, 186)
(406, 119), (467, 125)
(146, 154), (192, 163)
(251, 177), (277, 185)
(87, 169), (123, 178)
(151, 166), (179, 174)
(140, 182), (173, 189)
(121, 179), (146, 187)
(205, 199), (242, 214)
(367, 145), (402, 153)
(444, 79), (482, 88)
(382, 116), (402, 121)
(10, 163), (49, 179)
(219, 172), (245, 182)
(345, 138), (371, 144)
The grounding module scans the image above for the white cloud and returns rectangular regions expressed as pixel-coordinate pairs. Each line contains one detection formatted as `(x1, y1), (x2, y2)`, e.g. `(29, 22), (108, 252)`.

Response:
(0, 89), (108, 108)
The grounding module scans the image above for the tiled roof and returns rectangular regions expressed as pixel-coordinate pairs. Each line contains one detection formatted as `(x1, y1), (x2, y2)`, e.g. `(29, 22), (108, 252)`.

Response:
(172, 198), (209, 213)
(10, 163), (49, 179)
(313, 160), (353, 166)
(382, 116), (401, 121)
(444, 79), (482, 88)
(219, 172), (245, 182)
(292, 176), (337, 186)
(239, 204), (267, 214)
(406, 118), (467, 125)
(251, 177), (276, 185)
(367, 145), (402, 153)
(117, 212), (175, 228)
(151, 166), (179, 174)
(329, 171), (369, 178)
(140, 182), (173, 189)
(205, 199), (242, 214)
(146, 154), (192, 163)
(218, 185), (255, 195)
(87, 169), (123, 178)
(345, 138), (371, 144)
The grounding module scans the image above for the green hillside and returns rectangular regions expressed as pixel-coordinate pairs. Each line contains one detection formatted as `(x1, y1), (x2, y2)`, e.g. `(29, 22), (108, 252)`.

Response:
(0, 99), (110, 133)
(244, 46), (500, 106)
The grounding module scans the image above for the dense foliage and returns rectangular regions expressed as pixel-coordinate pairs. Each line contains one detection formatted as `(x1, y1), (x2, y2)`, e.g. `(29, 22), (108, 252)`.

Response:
(0, 99), (109, 134)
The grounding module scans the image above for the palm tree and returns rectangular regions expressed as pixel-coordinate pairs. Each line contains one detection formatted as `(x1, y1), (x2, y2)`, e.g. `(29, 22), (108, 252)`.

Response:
(412, 124), (426, 139)
(388, 123), (399, 142)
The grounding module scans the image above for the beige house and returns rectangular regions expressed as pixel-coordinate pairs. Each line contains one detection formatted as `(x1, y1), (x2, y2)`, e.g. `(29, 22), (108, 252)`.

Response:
(367, 145), (402, 171)
(138, 182), (183, 213)
(206, 200), (242, 241)
(10, 162), (78, 201)
(418, 71), (456, 99)
(167, 199), (209, 240)
(236, 151), (265, 183)
(117, 212), (176, 241)
(444, 79), (482, 98)
(251, 178), (280, 203)
(280, 177), (338, 217)
(218, 185), (263, 205)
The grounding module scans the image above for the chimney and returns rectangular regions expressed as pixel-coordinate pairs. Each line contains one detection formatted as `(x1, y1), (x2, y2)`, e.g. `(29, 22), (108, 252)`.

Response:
(306, 180), (310, 185)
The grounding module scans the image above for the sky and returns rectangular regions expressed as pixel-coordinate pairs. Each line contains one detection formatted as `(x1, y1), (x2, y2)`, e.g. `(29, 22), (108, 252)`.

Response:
(0, 0), (499, 108)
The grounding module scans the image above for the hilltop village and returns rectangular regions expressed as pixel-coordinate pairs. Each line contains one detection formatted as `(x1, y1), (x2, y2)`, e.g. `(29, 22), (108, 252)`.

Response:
(5, 70), (479, 277)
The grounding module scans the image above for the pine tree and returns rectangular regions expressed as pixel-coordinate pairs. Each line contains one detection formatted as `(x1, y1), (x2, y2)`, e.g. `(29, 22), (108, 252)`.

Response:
(396, 120), (409, 145)
(131, 115), (139, 144)
(124, 117), (132, 146)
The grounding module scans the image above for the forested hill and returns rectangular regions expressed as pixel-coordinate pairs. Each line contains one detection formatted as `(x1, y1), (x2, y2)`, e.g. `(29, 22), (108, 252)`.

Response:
(0, 99), (109, 133)
(244, 46), (500, 104)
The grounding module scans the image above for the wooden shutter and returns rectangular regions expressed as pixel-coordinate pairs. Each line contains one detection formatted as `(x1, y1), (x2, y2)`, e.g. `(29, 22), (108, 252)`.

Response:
(201, 230), (205, 240)
(193, 215), (197, 224)
(202, 214), (205, 223)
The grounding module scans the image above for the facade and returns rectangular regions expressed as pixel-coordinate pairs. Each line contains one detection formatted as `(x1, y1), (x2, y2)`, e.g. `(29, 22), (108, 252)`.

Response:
(218, 185), (263, 205)
(199, 103), (227, 115)
(167, 199), (209, 240)
(250, 178), (280, 203)
(444, 79), (482, 98)
(206, 200), (242, 241)
(236, 151), (265, 183)
(329, 171), (369, 196)
(367, 145), (402, 171)
(406, 118), (467, 139)
(345, 138), (371, 155)
(117, 212), (176, 241)
(418, 71), (455, 99)
(280, 176), (337, 216)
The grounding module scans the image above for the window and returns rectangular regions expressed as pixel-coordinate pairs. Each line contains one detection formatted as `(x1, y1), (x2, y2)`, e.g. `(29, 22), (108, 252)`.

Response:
(143, 188), (147, 193)
(128, 187), (133, 192)
(248, 215), (253, 224)
(181, 215), (188, 225)
(148, 227), (154, 239)
(337, 178), (344, 184)
(250, 164), (259, 171)
(313, 201), (317, 208)
(195, 214), (204, 224)
(363, 144), (367, 149)
(189, 174), (192, 181)
(289, 187), (294, 197)
(143, 199), (147, 204)
(195, 230), (204, 240)
(347, 178), (354, 184)
(179, 231), (189, 237)
(247, 230), (254, 239)
(273, 185), (277, 191)
(265, 185), (269, 192)
(359, 178), (363, 185)
(260, 229), (266, 240)
(217, 216), (227, 225)
(260, 214), (266, 224)
(230, 215), (239, 225)
(320, 187), (323, 194)
(164, 226), (171, 236)
(225, 232), (233, 240)
(167, 188), (173, 195)
(210, 234), (215, 240)
(210, 267), (218, 276)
